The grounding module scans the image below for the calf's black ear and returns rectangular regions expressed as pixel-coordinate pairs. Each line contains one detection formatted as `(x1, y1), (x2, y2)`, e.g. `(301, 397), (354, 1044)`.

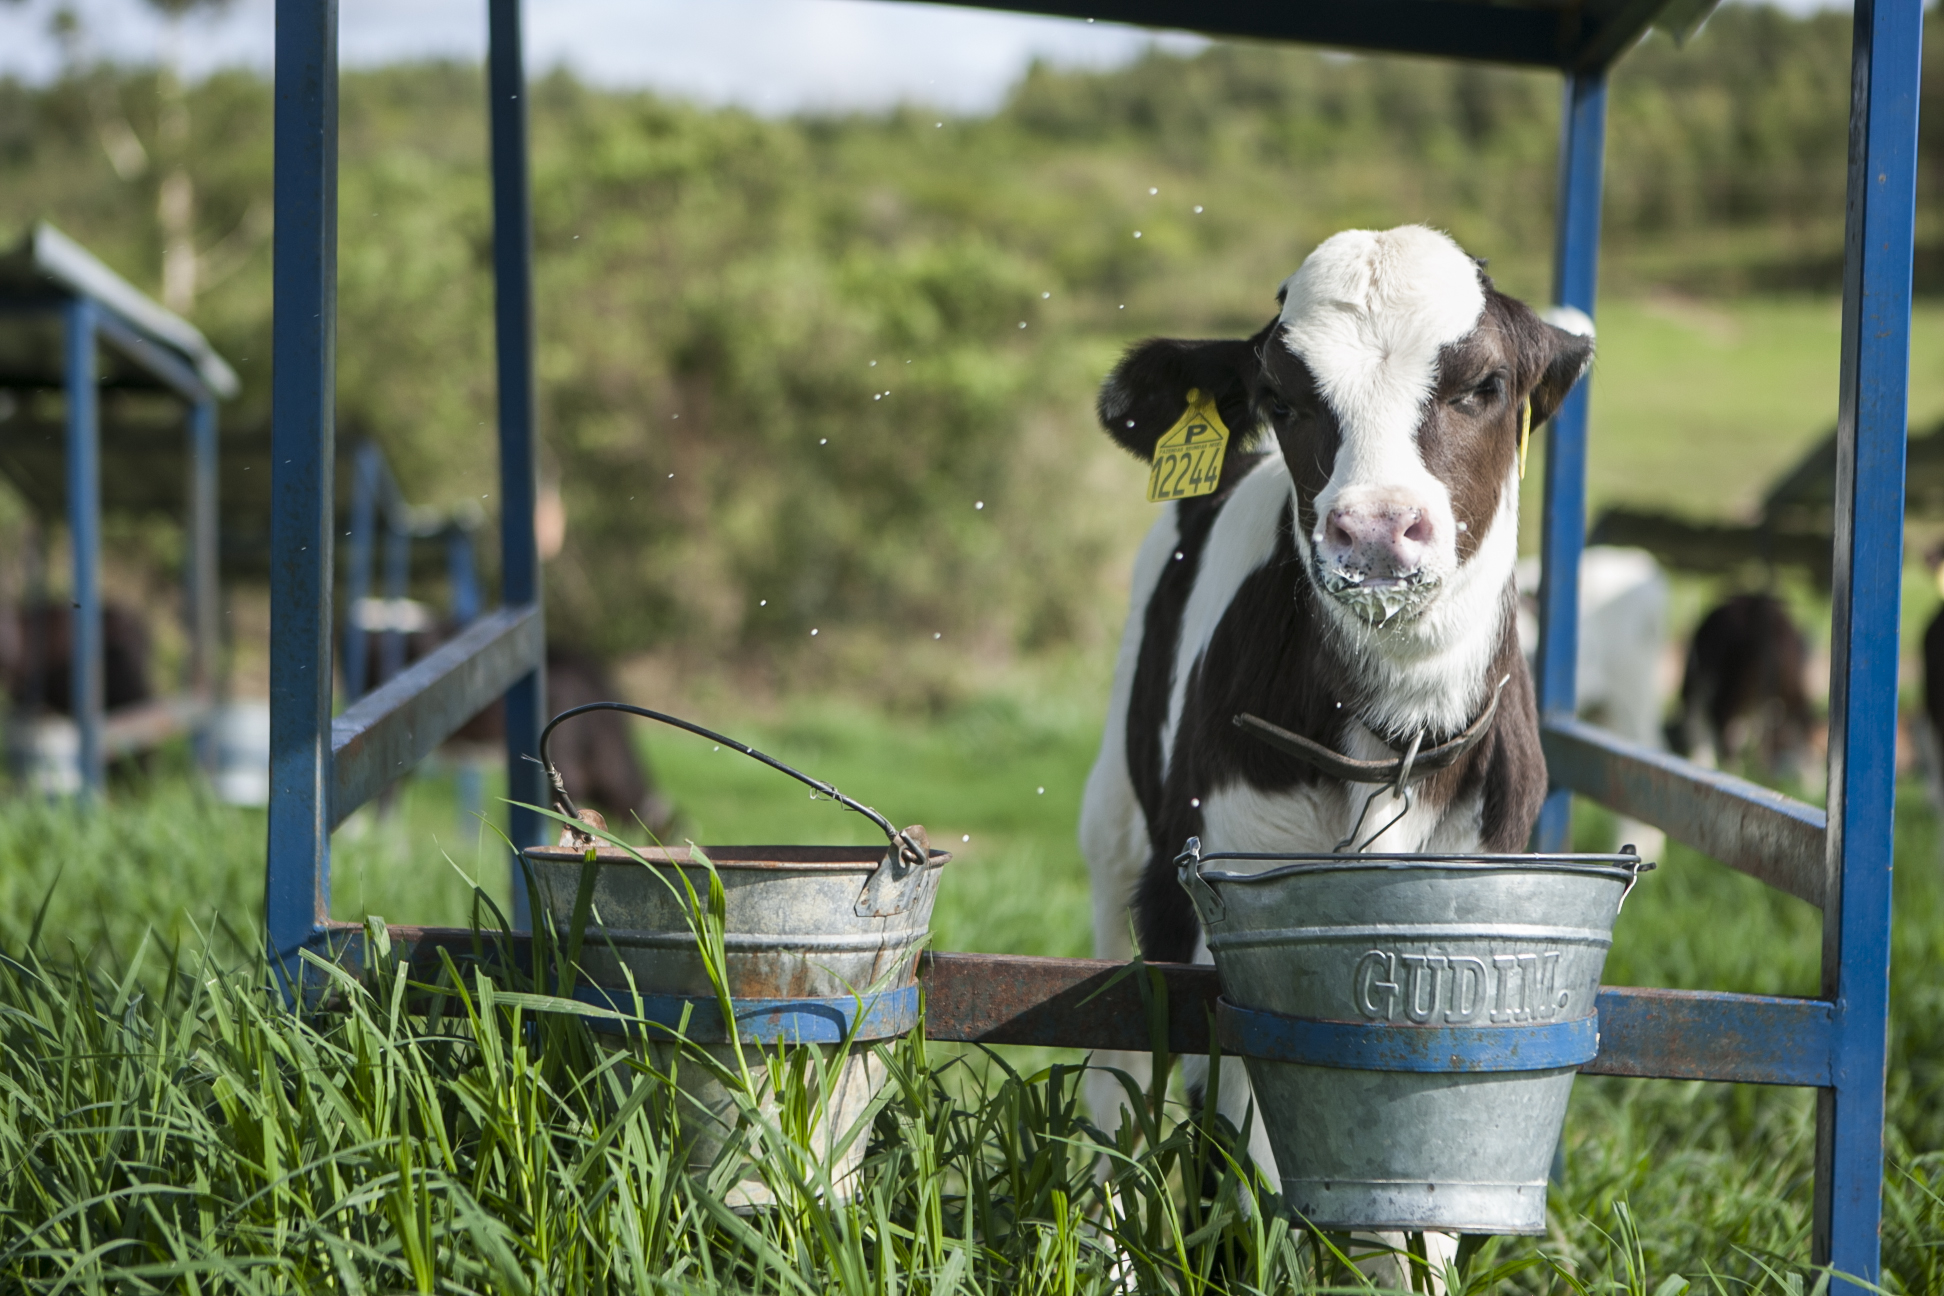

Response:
(1097, 323), (1272, 462)
(1526, 310), (1596, 427)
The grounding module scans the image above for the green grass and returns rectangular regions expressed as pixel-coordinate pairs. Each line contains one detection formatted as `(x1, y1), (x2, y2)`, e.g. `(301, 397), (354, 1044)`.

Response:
(6, 685), (1944, 1290)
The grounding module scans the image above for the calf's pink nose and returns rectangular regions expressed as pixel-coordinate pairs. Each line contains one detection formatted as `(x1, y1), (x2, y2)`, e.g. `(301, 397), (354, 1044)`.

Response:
(1322, 503), (1435, 577)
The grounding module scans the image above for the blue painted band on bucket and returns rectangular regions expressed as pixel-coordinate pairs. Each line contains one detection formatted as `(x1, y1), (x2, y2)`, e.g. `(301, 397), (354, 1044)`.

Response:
(1216, 997), (1599, 1073)
(572, 983), (920, 1043)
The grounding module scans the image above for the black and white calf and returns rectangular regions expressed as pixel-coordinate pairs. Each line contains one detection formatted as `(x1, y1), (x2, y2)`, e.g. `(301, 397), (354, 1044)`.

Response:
(1079, 226), (1593, 1169)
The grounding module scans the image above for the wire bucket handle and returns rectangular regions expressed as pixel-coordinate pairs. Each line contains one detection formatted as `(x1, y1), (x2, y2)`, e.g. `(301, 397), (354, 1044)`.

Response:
(538, 701), (929, 870)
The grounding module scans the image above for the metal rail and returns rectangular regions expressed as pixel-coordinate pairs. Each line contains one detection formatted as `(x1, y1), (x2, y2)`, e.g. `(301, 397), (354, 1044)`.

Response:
(328, 932), (1835, 1091)
(329, 604), (542, 827)
(1541, 717), (1827, 908)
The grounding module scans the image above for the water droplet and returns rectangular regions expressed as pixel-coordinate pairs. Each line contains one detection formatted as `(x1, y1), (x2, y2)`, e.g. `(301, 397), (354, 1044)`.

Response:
(713, 745), (719, 751)
(1119, 304), (1125, 310)
(1456, 521), (1468, 532)
(1018, 321), (1027, 329)
(1336, 701), (1343, 709)
(760, 599), (767, 606)
(1041, 291), (1051, 299)
(1190, 797), (1201, 808)
(1174, 551), (1184, 561)
(1194, 205), (1204, 214)
(668, 472), (674, 478)
(1133, 231), (1142, 239)
(820, 438), (828, 444)
(875, 393), (882, 400)
(1037, 786), (1045, 795)
(811, 628), (819, 636)
(962, 834), (970, 842)
(935, 121), (943, 127)
(1126, 419), (1136, 428)
(975, 501), (984, 510)
(870, 360), (877, 366)
(1148, 187), (1158, 195)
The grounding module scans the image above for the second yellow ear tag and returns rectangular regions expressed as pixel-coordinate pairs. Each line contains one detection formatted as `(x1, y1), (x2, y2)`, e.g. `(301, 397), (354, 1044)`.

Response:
(1517, 400), (1532, 480)
(1146, 388), (1231, 503)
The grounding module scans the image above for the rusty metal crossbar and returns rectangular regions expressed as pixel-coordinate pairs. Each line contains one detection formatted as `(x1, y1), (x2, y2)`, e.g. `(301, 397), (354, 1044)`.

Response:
(331, 931), (1833, 1092)
(1541, 717), (1827, 908)
(329, 603), (543, 828)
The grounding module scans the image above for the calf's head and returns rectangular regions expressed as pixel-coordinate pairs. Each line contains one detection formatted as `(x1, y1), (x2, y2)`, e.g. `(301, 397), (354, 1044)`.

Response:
(1100, 225), (1592, 642)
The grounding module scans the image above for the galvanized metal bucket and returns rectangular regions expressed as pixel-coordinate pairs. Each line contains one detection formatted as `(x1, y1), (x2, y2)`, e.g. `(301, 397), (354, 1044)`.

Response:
(523, 702), (950, 1208)
(1178, 839), (1649, 1235)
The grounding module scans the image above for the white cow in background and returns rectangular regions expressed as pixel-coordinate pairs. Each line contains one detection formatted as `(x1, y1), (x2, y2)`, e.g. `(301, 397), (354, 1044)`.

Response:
(1515, 545), (1669, 856)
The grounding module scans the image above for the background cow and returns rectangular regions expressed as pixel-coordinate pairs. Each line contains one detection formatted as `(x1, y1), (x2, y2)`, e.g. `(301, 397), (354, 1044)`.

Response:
(1667, 593), (1813, 783)
(1516, 545), (1670, 854)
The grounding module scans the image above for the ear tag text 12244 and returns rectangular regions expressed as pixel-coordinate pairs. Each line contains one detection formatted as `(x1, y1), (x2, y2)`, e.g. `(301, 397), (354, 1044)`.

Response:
(1146, 388), (1231, 503)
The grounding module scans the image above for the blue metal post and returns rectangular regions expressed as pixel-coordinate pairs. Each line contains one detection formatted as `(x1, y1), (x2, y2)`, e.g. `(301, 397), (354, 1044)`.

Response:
(1532, 71), (1606, 852)
(1814, 0), (1921, 1283)
(341, 441), (380, 700)
(490, 0), (545, 927)
(447, 526), (481, 625)
(379, 476), (411, 685)
(63, 296), (102, 795)
(188, 397), (220, 769)
(266, 0), (340, 962)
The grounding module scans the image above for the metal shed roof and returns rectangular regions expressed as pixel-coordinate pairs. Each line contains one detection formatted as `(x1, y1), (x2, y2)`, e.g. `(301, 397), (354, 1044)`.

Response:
(0, 222), (239, 401)
(946, 0), (1717, 71)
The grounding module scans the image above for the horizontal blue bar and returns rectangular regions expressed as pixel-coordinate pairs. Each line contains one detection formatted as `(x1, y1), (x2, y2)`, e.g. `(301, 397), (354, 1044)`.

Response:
(1583, 986), (1833, 1087)
(1217, 998), (1598, 1073)
(572, 983), (920, 1044)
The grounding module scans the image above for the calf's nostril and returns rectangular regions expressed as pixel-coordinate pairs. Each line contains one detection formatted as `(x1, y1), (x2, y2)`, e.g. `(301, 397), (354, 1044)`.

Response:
(1326, 514), (1355, 552)
(1403, 514), (1434, 546)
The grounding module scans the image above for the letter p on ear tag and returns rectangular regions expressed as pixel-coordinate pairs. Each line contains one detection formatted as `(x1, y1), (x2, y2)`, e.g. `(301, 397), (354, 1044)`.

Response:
(1147, 388), (1231, 503)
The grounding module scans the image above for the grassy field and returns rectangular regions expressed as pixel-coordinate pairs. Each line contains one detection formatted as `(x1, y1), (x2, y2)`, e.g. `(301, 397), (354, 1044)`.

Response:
(4, 667), (1944, 1289)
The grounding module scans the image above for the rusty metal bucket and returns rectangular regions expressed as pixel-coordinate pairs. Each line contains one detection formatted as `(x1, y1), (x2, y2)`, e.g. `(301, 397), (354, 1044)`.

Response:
(523, 703), (949, 1208)
(1178, 838), (1649, 1234)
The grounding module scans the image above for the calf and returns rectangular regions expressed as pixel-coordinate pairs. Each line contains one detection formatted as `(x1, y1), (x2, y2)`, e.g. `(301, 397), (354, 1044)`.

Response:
(1080, 227), (1591, 1209)
(1668, 593), (1812, 782)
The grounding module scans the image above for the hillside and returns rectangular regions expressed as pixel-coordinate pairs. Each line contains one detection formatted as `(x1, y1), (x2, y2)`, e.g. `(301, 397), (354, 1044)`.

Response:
(0, 5), (1915, 671)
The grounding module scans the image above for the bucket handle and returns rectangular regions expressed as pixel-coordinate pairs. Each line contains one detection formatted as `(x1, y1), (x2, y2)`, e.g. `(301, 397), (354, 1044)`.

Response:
(537, 701), (928, 872)
(1175, 836), (1225, 924)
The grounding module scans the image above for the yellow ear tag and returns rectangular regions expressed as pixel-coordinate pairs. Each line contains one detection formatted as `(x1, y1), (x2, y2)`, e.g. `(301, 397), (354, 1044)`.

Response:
(1517, 400), (1532, 481)
(1146, 388), (1231, 503)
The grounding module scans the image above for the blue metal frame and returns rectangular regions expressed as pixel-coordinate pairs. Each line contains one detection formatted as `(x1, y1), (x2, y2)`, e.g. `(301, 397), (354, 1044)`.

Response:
(262, 0), (1920, 1279)
(266, 0), (547, 960)
(1533, 71), (1606, 854)
(1523, 3), (1919, 1281)
(1812, 0), (1919, 1277)
(489, 0), (547, 928)
(12, 280), (227, 795)
(266, 0), (340, 961)
(62, 298), (103, 792)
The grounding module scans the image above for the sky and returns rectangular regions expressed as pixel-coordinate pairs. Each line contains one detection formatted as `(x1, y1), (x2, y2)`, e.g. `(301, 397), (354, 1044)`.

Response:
(0, 0), (1849, 116)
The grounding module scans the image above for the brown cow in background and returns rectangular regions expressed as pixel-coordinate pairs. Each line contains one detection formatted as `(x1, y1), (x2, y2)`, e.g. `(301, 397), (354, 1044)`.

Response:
(1667, 593), (1813, 782)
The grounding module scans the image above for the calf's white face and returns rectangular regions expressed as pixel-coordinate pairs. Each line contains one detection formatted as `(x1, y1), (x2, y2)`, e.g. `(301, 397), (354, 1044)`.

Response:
(1276, 227), (1487, 627)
